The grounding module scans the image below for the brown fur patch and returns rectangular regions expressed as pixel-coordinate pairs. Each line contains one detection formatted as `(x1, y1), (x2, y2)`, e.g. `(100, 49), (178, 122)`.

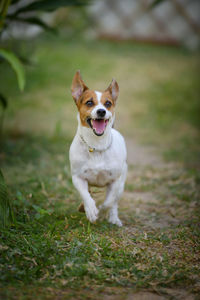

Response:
(77, 90), (98, 127)
(100, 90), (116, 116)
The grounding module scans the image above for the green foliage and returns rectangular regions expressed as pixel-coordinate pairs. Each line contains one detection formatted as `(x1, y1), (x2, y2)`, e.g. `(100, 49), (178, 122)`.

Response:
(0, 48), (25, 117)
(11, 0), (88, 14)
(0, 0), (89, 106)
(11, 16), (57, 33)
(0, 49), (25, 91)
(0, 93), (7, 109)
(0, 0), (11, 29)
(5, 0), (89, 34)
(0, 0), (89, 142)
(149, 0), (166, 9)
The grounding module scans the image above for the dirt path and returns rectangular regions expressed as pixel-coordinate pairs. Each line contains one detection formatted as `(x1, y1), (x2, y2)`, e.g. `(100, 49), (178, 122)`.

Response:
(89, 137), (197, 299)
(117, 138), (197, 300)
(126, 138), (164, 167)
(123, 137), (194, 228)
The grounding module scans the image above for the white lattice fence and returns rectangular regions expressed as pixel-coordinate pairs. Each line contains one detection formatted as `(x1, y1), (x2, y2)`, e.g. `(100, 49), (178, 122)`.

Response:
(88, 0), (200, 49)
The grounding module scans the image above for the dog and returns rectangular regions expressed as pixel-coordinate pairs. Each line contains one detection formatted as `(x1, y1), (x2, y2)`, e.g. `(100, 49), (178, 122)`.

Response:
(69, 71), (127, 226)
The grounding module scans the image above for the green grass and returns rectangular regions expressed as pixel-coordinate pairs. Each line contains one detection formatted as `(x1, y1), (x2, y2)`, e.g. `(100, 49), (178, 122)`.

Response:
(0, 34), (200, 299)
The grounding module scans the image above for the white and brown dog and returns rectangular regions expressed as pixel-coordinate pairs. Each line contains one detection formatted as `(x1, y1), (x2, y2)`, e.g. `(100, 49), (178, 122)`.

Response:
(69, 71), (127, 226)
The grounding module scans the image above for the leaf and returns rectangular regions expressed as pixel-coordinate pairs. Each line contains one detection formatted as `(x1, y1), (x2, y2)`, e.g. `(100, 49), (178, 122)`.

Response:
(13, 16), (57, 34)
(13, 0), (88, 14)
(0, 169), (15, 228)
(10, 0), (21, 4)
(0, 0), (11, 31)
(149, 0), (166, 9)
(0, 93), (7, 109)
(0, 49), (25, 91)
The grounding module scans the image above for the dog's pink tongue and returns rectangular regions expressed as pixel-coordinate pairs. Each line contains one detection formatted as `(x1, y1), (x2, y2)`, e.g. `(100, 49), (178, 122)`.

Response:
(92, 119), (106, 134)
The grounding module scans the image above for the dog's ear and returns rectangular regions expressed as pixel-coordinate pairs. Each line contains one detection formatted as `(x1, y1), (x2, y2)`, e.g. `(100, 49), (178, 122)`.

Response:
(105, 79), (119, 102)
(71, 70), (88, 104)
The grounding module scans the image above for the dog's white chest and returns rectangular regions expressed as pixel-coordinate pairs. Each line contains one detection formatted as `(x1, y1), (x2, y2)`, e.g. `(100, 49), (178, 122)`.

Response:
(82, 158), (121, 187)
(70, 128), (127, 188)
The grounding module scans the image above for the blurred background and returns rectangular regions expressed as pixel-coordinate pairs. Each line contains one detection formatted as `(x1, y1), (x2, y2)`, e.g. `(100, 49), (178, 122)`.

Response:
(0, 0), (199, 165)
(0, 1), (200, 295)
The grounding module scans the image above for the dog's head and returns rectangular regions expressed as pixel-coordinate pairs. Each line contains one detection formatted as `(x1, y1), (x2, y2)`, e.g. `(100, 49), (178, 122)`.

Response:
(71, 70), (119, 136)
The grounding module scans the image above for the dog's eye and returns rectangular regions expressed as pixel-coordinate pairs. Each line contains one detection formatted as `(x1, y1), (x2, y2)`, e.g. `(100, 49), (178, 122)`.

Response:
(85, 100), (94, 107)
(104, 100), (112, 108)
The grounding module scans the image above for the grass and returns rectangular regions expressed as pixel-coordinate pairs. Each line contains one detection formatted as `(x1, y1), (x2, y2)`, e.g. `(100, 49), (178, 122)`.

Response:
(0, 34), (200, 299)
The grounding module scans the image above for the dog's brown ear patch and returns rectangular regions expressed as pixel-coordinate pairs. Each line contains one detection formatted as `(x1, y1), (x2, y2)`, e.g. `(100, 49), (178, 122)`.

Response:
(105, 79), (119, 102)
(71, 70), (88, 104)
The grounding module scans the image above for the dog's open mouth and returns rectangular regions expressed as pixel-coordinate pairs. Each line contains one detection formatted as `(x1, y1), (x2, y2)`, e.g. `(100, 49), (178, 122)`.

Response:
(87, 118), (109, 136)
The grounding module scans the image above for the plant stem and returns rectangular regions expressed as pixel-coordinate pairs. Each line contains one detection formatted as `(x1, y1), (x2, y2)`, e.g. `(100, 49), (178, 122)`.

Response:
(0, 0), (11, 31)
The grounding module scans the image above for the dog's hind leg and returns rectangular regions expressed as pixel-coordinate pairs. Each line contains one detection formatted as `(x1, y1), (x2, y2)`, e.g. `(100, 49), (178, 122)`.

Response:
(108, 202), (122, 227)
(72, 175), (99, 223)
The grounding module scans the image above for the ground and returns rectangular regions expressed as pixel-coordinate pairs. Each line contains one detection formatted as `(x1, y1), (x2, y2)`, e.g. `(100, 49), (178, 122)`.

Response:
(0, 35), (199, 299)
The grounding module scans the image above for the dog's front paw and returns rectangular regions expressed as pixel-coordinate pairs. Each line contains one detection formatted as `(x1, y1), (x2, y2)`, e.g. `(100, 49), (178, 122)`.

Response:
(85, 202), (99, 223)
(108, 215), (123, 227)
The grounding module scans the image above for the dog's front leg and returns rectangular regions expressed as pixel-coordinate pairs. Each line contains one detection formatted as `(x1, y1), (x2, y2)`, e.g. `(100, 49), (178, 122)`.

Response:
(100, 165), (127, 227)
(102, 180), (123, 227)
(72, 175), (99, 223)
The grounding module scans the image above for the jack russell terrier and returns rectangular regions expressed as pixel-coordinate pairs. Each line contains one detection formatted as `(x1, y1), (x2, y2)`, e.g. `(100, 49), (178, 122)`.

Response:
(69, 71), (127, 226)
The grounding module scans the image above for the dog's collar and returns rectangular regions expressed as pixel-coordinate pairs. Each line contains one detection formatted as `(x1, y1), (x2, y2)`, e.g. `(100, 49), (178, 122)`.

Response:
(79, 134), (113, 153)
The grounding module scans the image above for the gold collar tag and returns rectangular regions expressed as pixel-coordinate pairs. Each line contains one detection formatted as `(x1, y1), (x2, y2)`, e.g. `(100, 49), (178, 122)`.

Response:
(79, 134), (112, 153)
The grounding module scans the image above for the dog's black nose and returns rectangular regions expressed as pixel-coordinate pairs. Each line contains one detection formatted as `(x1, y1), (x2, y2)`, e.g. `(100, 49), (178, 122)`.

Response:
(97, 109), (106, 118)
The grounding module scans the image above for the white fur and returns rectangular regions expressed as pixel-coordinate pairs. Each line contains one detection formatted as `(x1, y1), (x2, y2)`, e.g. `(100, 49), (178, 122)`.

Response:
(89, 91), (112, 121)
(95, 91), (102, 102)
(69, 96), (127, 226)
